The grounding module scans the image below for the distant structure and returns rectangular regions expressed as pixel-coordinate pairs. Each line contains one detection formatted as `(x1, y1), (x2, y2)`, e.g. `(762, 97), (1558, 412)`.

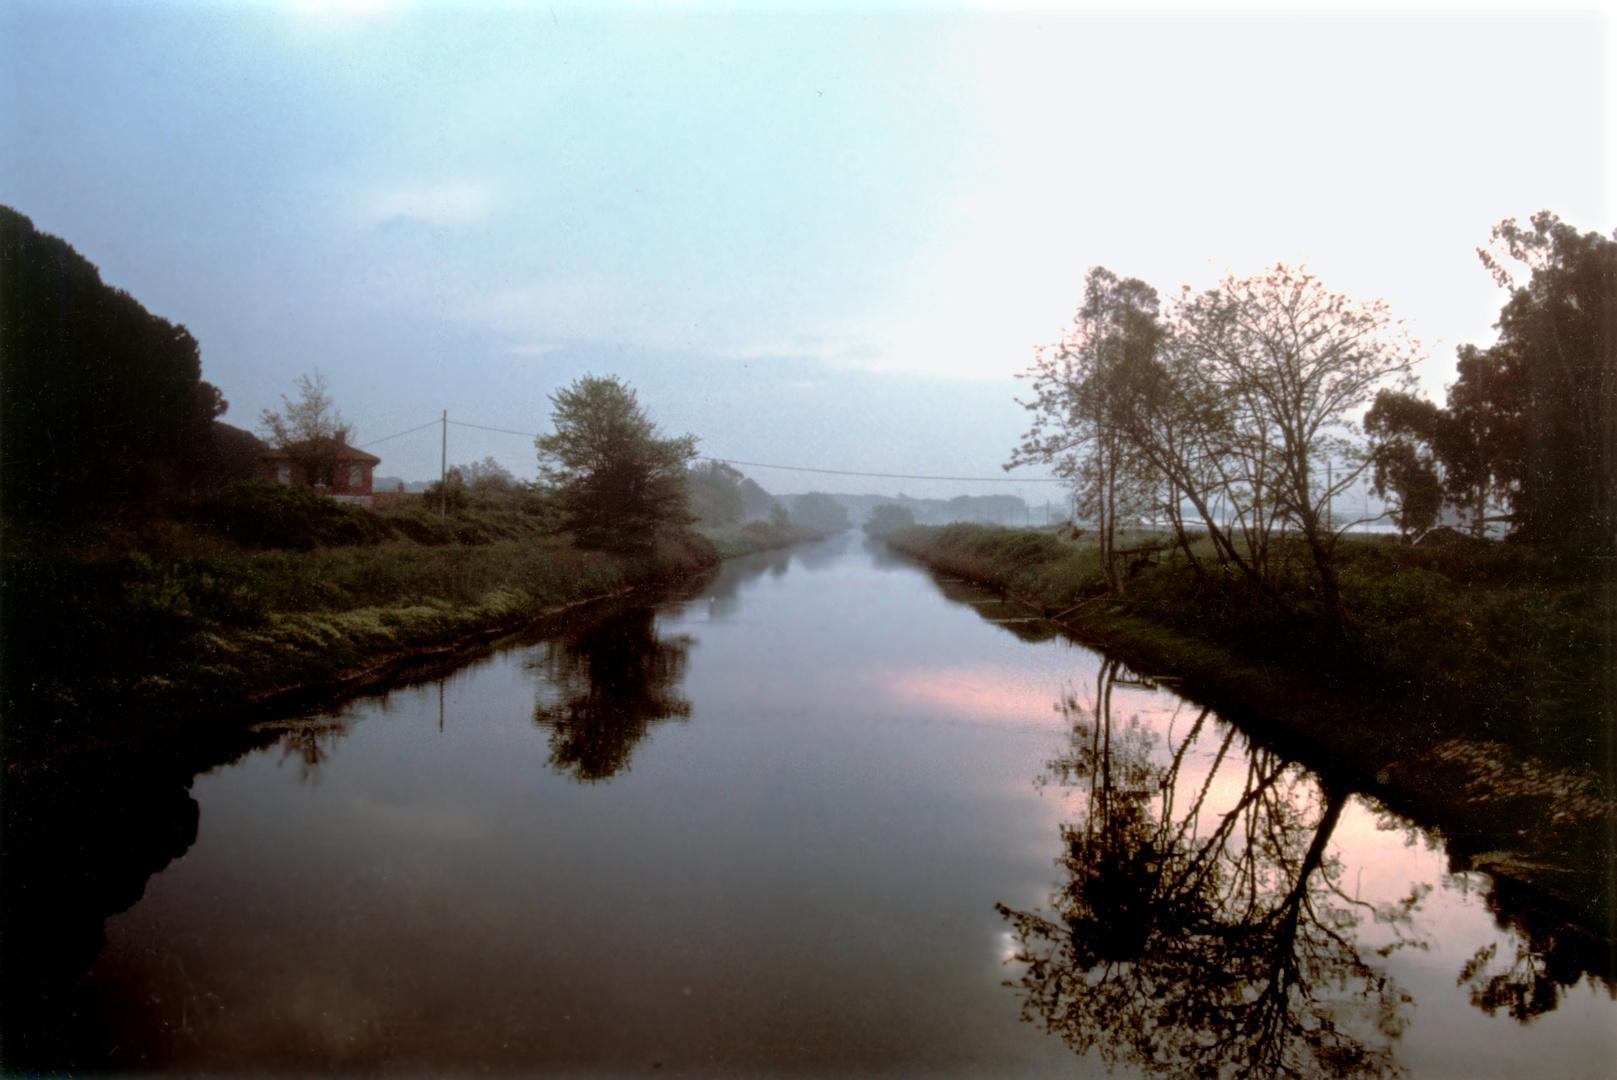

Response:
(260, 439), (381, 507)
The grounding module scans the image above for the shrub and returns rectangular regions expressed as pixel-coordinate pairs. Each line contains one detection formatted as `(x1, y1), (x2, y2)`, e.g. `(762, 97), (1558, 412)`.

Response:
(188, 482), (390, 550)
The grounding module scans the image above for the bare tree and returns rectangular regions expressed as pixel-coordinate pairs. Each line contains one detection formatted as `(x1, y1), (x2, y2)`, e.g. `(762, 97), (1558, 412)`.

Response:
(1171, 267), (1421, 624)
(258, 370), (353, 487)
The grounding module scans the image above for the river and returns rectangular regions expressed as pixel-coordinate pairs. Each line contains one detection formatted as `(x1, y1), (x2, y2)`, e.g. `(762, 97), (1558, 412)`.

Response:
(4, 535), (1614, 1076)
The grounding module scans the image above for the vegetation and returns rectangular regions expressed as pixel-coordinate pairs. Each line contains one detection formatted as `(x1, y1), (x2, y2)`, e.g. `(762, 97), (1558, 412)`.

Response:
(536, 374), (698, 551)
(886, 522), (1601, 770)
(258, 370), (355, 488)
(1, 206), (227, 516)
(1366, 212), (1617, 546)
(790, 491), (851, 533)
(0, 511), (721, 760)
(863, 503), (916, 538)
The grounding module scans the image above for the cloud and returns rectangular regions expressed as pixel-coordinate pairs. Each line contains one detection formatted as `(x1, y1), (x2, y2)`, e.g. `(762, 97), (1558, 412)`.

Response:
(364, 182), (495, 229)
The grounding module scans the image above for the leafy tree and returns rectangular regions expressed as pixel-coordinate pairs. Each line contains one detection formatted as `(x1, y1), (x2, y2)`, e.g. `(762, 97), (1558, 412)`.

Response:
(1364, 390), (1447, 540)
(864, 503), (916, 538)
(1, 206), (226, 515)
(768, 501), (791, 529)
(535, 375), (698, 550)
(790, 491), (850, 533)
(257, 371), (353, 488)
(738, 475), (776, 519)
(458, 456), (517, 493)
(686, 460), (746, 526)
(1468, 212), (1616, 545)
(1011, 268), (1166, 594)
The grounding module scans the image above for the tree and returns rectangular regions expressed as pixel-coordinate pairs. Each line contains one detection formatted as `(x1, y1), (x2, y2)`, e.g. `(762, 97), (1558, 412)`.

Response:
(1364, 390), (1447, 540)
(790, 491), (850, 533)
(1469, 212), (1616, 546)
(864, 503), (916, 538)
(686, 460), (746, 526)
(458, 456), (517, 493)
(1172, 266), (1421, 623)
(535, 374), (698, 550)
(258, 371), (352, 488)
(1010, 268), (1166, 595)
(1, 206), (226, 515)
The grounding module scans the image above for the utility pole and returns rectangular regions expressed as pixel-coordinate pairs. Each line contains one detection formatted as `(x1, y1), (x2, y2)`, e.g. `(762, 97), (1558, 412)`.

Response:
(440, 409), (448, 517)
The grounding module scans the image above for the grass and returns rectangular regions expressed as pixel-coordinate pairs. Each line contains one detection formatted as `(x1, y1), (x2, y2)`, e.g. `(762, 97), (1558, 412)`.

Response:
(886, 523), (1607, 773)
(0, 501), (724, 760)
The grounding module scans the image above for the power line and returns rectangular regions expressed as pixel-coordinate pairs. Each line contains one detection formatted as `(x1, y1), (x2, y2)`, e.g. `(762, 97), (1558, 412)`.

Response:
(358, 419), (442, 448)
(366, 415), (1065, 484)
(448, 419), (540, 438)
(701, 457), (1064, 483)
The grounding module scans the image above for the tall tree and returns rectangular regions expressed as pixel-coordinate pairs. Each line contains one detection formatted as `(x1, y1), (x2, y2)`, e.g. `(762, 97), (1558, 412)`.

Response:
(1011, 267), (1167, 594)
(1, 206), (225, 514)
(535, 374), (698, 550)
(1470, 212), (1617, 546)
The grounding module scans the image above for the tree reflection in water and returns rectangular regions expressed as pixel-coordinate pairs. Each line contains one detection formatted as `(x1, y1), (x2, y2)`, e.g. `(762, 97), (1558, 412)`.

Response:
(530, 605), (694, 783)
(1000, 660), (1419, 1079)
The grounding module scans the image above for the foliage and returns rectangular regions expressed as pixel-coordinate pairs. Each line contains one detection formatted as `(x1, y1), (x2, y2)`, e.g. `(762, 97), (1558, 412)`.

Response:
(1014, 262), (1420, 626)
(535, 375), (698, 551)
(257, 371), (355, 488)
(456, 456), (517, 493)
(2, 528), (722, 751)
(1364, 391), (1446, 539)
(863, 503), (916, 538)
(1358, 213), (1616, 548)
(888, 523), (1604, 768)
(1011, 267), (1166, 594)
(687, 460), (746, 526)
(1468, 212), (1616, 545)
(189, 481), (390, 550)
(0, 205), (226, 516)
(790, 491), (850, 533)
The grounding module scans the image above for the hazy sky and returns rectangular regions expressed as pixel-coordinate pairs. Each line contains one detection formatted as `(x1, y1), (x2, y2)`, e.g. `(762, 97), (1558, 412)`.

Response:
(2, 1), (1608, 494)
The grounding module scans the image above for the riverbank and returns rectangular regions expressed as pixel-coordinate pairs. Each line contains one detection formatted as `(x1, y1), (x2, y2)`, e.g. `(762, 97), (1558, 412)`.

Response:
(1, 515), (828, 767)
(885, 523), (1615, 943)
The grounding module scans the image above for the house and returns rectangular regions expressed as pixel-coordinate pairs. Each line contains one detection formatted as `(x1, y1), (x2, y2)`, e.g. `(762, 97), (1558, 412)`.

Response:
(260, 439), (382, 508)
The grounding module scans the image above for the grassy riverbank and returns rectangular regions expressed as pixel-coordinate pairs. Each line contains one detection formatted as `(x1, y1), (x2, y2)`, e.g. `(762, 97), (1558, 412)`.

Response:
(885, 522), (1614, 931)
(1, 511), (730, 762)
(697, 519), (833, 558)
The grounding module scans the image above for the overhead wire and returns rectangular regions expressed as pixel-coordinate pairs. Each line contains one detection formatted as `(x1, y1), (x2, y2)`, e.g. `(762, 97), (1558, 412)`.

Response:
(361, 416), (1065, 484)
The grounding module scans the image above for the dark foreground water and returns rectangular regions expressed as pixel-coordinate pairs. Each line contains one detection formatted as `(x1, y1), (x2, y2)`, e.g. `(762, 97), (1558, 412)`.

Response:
(5, 536), (1614, 1076)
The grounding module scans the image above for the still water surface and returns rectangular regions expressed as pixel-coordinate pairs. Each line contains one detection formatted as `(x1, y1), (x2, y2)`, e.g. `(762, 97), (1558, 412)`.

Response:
(62, 537), (1617, 1075)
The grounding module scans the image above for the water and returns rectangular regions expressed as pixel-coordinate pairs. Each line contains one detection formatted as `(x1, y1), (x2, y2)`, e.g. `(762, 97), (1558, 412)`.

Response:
(5, 536), (1614, 1076)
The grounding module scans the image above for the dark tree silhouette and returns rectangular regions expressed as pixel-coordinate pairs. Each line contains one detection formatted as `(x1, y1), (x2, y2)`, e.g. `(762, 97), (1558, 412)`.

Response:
(1, 206), (226, 515)
(530, 605), (694, 783)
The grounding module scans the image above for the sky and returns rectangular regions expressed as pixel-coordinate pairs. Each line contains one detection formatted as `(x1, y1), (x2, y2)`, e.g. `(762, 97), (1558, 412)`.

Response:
(1, 1), (1609, 495)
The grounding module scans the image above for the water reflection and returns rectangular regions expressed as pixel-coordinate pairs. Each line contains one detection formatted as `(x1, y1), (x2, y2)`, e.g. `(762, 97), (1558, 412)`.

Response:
(530, 605), (695, 783)
(999, 660), (1417, 1079)
(1459, 873), (1617, 1023)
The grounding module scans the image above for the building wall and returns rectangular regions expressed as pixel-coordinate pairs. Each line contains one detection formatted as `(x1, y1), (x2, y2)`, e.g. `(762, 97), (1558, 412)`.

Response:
(262, 460), (375, 496)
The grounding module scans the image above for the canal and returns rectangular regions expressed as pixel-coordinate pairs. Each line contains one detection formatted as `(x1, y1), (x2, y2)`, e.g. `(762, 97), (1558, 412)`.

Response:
(6, 535), (1615, 1075)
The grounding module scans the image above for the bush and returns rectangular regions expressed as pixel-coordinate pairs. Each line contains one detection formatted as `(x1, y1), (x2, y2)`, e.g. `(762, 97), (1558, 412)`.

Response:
(188, 481), (390, 550)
